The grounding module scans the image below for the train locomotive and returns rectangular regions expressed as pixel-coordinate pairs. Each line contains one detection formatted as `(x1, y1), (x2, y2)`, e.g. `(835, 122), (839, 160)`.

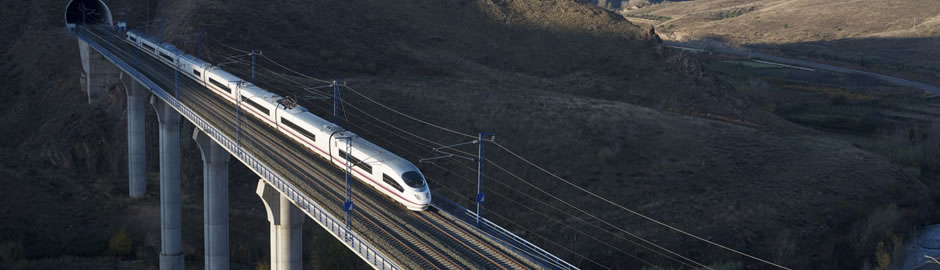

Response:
(125, 30), (431, 211)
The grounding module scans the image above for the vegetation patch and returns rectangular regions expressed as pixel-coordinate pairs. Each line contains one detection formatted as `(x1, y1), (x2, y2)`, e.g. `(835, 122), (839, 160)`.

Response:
(107, 227), (132, 258)
(623, 13), (672, 22)
(859, 124), (940, 170)
(781, 83), (874, 102)
(0, 240), (26, 264)
(715, 6), (756, 20)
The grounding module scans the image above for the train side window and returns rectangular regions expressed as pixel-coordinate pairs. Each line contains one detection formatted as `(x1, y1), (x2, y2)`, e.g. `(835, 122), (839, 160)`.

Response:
(383, 174), (405, 193)
(280, 118), (315, 143)
(339, 150), (372, 174)
(242, 97), (271, 115)
(142, 43), (155, 51)
(208, 78), (231, 94)
(193, 69), (201, 76)
(159, 52), (173, 62)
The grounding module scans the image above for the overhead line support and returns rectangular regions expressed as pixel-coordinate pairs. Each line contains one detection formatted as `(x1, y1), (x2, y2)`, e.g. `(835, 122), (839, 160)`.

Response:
(418, 132), (496, 227)
(476, 132), (495, 227)
(337, 136), (355, 230)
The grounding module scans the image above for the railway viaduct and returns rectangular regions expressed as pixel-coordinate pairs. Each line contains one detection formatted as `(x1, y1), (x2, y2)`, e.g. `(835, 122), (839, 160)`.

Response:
(63, 1), (574, 270)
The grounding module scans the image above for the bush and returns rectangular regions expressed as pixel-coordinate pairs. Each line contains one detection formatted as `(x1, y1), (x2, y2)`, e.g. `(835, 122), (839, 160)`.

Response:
(0, 241), (26, 264)
(108, 227), (133, 258)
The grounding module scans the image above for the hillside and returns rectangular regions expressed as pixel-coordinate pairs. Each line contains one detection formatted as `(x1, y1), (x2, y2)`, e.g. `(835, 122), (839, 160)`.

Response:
(0, 0), (932, 269)
(621, 0), (940, 85)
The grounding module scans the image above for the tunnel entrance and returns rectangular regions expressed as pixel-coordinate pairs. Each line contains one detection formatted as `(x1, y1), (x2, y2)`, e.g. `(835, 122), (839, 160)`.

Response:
(64, 0), (113, 27)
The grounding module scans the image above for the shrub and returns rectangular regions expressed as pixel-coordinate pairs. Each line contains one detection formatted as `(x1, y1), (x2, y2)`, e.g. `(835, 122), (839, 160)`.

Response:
(256, 262), (270, 270)
(874, 241), (890, 270)
(108, 227), (133, 258)
(0, 241), (26, 264)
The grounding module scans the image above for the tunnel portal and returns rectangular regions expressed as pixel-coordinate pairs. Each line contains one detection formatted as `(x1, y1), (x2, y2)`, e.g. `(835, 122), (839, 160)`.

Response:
(64, 0), (113, 27)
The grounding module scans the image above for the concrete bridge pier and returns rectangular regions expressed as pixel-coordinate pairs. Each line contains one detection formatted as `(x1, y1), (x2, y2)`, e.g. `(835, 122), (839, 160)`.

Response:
(121, 73), (147, 199)
(151, 96), (184, 270)
(193, 128), (230, 270)
(78, 38), (120, 104)
(256, 180), (304, 270)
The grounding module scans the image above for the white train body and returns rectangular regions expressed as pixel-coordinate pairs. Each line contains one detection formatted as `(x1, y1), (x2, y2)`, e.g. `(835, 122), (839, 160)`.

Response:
(126, 30), (431, 211)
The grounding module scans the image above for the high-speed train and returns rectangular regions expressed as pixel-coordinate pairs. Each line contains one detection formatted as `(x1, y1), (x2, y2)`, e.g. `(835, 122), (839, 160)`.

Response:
(125, 30), (431, 211)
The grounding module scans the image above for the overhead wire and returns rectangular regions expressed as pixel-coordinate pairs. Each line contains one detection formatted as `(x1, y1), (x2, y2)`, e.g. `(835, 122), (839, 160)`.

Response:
(426, 160), (686, 269)
(231, 65), (600, 269)
(203, 45), (473, 155)
(229, 55), (704, 269)
(427, 160), (699, 269)
(342, 85), (478, 139)
(194, 36), (780, 269)
(294, 89), (700, 269)
(489, 143), (790, 269)
(259, 54), (332, 84)
(206, 36), (251, 54)
(323, 106), (708, 269)
(318, 110), (631, 269)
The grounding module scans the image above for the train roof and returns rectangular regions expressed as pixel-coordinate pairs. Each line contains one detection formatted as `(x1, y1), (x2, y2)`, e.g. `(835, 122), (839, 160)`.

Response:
(179, 53), (211, 68)
(345, 131), (416, 172)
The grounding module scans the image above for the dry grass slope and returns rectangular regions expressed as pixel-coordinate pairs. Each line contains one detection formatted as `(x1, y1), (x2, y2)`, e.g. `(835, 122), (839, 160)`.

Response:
(622, 0), (940, 82)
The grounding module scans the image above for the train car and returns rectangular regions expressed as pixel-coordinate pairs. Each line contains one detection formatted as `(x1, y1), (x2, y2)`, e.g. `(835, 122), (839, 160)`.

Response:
(177, 53), (212, 85)
(324, 132), (431, 211)
(202, 67), (241, 102)
(277, 108), (431, 210)
(126, 29), (431, 210)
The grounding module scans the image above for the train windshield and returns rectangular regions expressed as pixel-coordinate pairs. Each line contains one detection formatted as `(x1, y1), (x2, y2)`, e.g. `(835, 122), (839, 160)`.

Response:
(401, 171), (425, 188)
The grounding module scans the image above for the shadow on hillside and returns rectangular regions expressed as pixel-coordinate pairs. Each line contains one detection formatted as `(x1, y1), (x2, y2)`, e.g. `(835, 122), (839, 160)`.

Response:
(181, 0), (666, 80)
